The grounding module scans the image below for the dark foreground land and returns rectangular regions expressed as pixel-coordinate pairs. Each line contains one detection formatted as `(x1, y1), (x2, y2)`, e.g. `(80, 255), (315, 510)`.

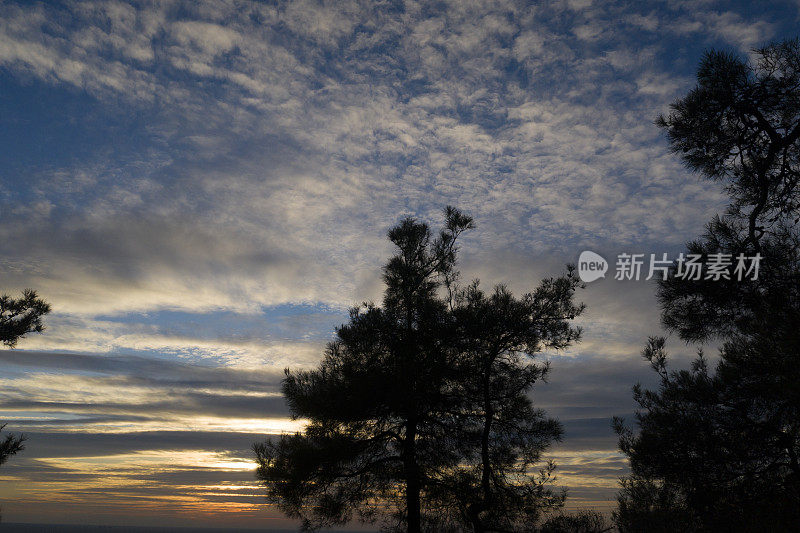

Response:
(0, 524), (371, 533)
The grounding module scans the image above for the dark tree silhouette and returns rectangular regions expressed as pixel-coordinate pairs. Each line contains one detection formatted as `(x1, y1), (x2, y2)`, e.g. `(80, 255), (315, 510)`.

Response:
(655, 38), (800, 252)
(539, 509), (612, 533)
(615, 38), (800, 532)
(1, 289), (51, 348)
(0, 424), (25, 467)
(253, 208), (585, 532)
(254, 207), (474, 532)
(614, 337), (800, 531)
(657, 215), (799, 343)
(613, 475), (693, 533)
(0, 289), (49, 471)
(424, 278), (584, 532)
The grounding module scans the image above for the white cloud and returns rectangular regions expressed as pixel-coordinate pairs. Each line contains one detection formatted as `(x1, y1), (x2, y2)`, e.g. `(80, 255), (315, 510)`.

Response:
(1, 0), (795, 524)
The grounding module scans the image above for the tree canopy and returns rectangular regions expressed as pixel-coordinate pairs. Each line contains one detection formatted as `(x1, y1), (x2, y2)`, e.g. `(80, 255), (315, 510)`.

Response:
(428, 277), (583, 532)
(615, 38), (800, 532)
(0, 289), (50, 472)
(656, 38), (800, 250)
(0, 289), (51, 348)
(254, 208), (584, 532)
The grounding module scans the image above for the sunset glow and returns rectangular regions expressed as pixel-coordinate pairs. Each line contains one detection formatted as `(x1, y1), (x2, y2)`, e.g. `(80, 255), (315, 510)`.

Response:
(1, 0), (798, 529)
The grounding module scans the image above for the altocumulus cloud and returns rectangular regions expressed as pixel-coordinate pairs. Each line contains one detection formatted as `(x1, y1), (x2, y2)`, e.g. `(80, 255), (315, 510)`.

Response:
(0, 0), (798, 527)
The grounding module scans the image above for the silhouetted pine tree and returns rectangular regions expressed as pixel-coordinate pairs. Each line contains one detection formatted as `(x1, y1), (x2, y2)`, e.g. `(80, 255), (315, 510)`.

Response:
(615, 38), (800, 532)
(254, 207), (473, 532)
(0, 289), (50, 469)
(1, 289), (50, 348)
(254, 208), (585, 532)
(424, 278), (584, 532)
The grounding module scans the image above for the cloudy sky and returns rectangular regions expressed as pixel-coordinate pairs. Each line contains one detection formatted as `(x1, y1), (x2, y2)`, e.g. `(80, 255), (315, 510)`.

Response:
(0, 0), (797, 528)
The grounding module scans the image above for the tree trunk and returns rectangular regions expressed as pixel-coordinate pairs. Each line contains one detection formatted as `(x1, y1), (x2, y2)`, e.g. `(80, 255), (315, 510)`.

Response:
(405, 418), (421, 533)
(481, 369), (492, 504)
(476, 362), (493, 533)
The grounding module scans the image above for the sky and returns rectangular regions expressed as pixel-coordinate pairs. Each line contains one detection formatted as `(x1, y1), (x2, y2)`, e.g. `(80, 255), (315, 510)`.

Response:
(0, 0), (798, 529)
